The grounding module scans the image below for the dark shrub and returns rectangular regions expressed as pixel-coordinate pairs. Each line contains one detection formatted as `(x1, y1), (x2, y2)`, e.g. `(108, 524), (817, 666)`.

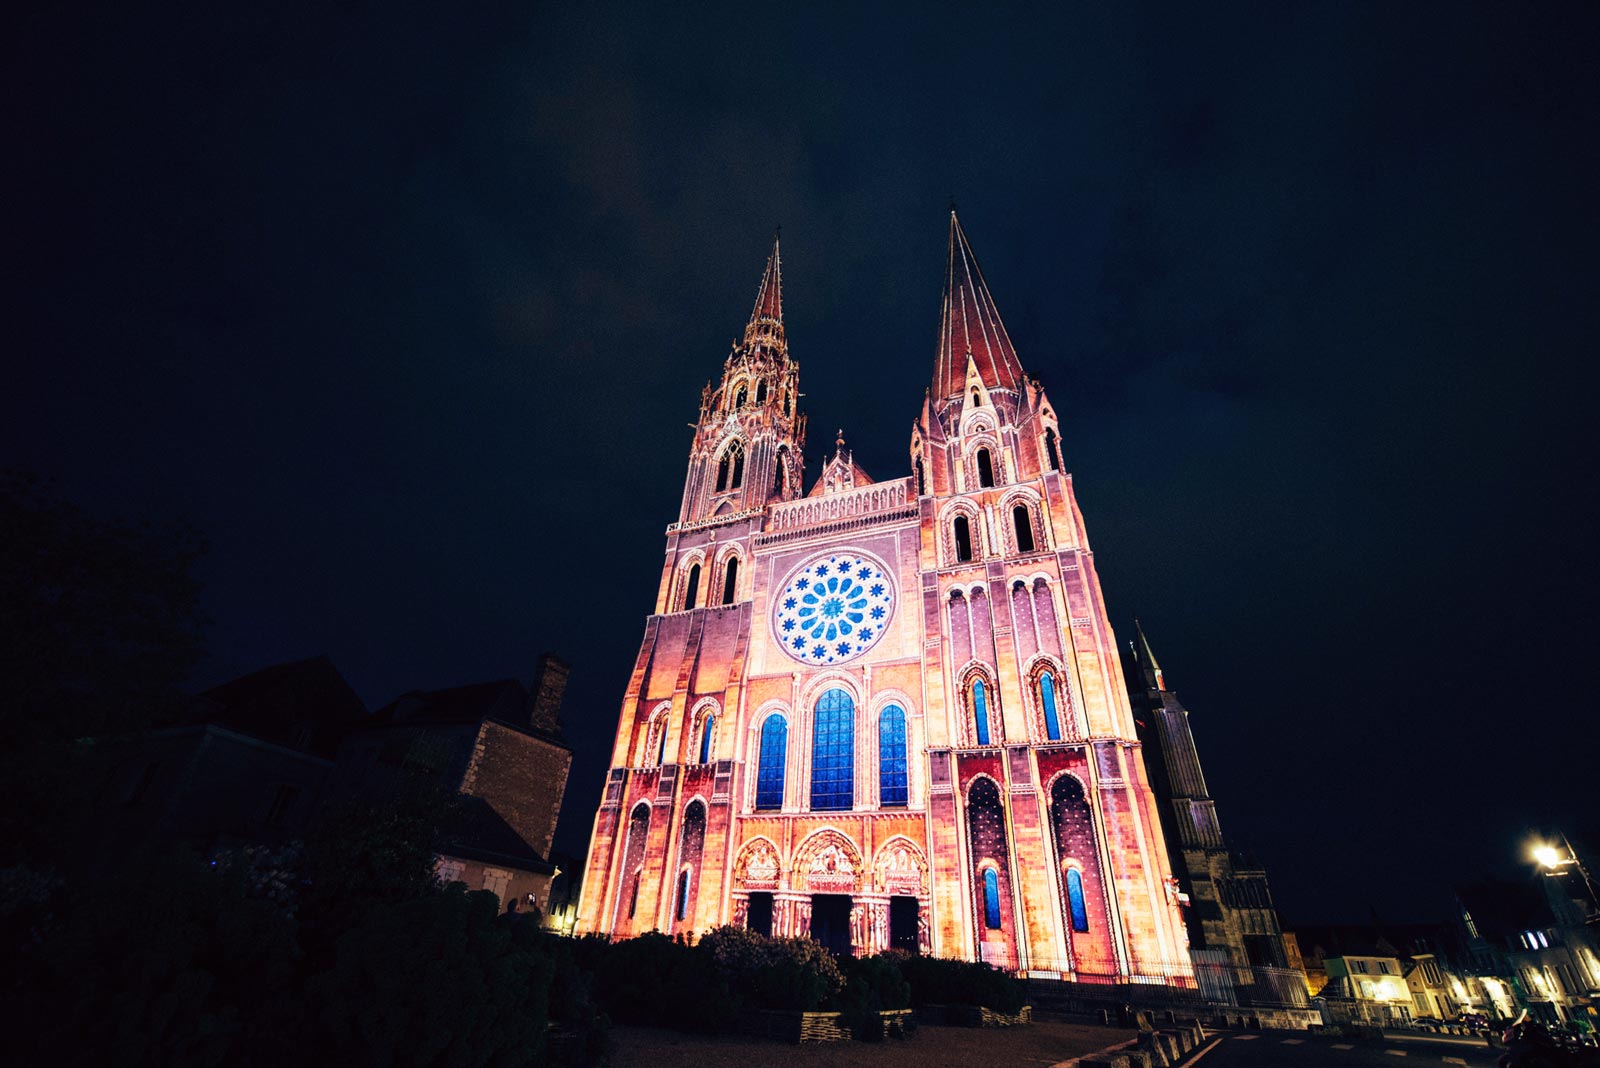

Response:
(700, 925), (844, 1012)
(591, 932), (739, 1032)
(900, 955), (1025, 1014)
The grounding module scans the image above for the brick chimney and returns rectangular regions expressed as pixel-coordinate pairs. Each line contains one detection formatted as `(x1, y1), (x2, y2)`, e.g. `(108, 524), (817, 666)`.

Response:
(529, 653), (569, 733)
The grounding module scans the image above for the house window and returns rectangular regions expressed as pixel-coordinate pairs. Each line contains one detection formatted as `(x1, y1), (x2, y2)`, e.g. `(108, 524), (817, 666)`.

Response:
(810, 688), (855, 811)
(683, 564), (701, 610)
(756, 715), (786, 809)
(1013, 504), (1035, 553)
(1040, 671), (1061, 741)
(722, 557), (739, 604)
(972, 678), (991, 746)
(1044, 427), (1061, 471)
(954, 516), (973, 562)
(264, 783), (300, 827)
(976, 448), (995, 487)
(698, 714), (715, 763)
(879, 704), (908, 807)
(1067, 868), (1089, 931)
(675, 869), (690, 921)
(983, 868), (1002, 929)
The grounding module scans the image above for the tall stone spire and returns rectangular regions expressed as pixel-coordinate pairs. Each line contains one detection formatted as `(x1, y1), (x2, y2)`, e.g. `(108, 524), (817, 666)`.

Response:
(933, 210), (1025, 403)
(744, 232), (785, 350)
(1132, 618), (1165, 691)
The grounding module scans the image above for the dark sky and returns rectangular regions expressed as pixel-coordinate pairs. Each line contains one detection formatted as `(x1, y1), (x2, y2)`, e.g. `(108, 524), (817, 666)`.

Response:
(9, 2), (1598, 924)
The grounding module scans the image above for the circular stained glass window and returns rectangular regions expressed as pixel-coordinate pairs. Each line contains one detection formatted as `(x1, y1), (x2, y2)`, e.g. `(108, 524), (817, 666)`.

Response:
(772, 552), (895, 665)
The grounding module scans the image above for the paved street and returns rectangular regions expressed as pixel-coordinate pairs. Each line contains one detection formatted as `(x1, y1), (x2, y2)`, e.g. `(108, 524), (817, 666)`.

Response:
(1188, 1031), (1500, 1068)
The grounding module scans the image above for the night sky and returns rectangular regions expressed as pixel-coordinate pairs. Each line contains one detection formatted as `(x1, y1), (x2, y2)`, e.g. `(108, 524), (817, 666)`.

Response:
(9, 2), (1598, 924)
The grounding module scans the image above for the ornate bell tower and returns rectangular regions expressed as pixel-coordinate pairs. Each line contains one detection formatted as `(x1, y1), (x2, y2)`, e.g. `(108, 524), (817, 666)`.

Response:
(678, 236), (807, 526)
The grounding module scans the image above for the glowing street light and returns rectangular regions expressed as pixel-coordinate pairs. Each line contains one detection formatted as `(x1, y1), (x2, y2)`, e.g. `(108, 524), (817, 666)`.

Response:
(1532, 832), (1599, 916)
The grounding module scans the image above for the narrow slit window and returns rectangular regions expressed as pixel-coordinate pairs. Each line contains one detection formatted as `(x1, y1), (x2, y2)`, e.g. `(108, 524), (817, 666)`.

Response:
(1067, 868), (1089, 931)
(973, 679), (991, 746)
(954, 516), (973, 562)
(1045, 427), (1061, 471)
(656, 720), (668, 766)
(972, 387), (983, 407)
(730, 448), (744, 488)
(1040, 671), (1061, 741)
(675, 870), (690, 921)
(916, 459), (926, 496)
(722, 558), (739, 604)
(683, 564), (701, 610)
(976, 449), (995, 487)
(699, 715), (715, 763)
(1013, 505), (1035, 553)
(983, 868), (1002, 929)
(628, 872), (641, 918)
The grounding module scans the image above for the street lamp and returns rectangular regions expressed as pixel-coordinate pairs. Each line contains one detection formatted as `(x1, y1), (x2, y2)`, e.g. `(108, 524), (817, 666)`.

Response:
(1532, 832), (1599, 916)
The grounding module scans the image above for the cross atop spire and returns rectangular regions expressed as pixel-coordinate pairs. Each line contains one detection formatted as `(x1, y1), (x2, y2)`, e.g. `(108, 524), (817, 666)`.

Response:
(744, 232), (785, 349)
(934, 209), (1024, 403)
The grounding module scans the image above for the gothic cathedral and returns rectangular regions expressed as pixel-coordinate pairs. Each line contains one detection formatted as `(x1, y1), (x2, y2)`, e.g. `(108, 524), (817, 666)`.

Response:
(576, 212), (1191, 978)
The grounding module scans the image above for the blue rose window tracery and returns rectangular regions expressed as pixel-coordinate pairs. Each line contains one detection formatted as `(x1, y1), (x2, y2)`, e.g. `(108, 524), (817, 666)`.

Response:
(773, 553), (895, 665)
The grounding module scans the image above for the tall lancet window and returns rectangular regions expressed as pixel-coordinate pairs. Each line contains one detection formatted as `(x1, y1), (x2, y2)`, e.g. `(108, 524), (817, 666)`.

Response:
(1066, 868), (1090, 932)
(683, 564), (701, 611)
(954, 516), (973, 563)
(1039, 671), (1061, 741)
(810, 688), (855, 811)
(716, 440), (745, 492)
(1044, 427), (1061, 471)
(735, 385), (748, 408)
(656, 719), (669, 766)
(982, 868), (1002, 929)
(878, 704), (908, 807)
(722, 557), (739, 604)
(698, 714), (715, 763)
(976, 448), (995, 488)
(972, 678), (992, 746)
(916, 459), (926, 496)
(755, 714), (787, 810)
(1013, 505), (1035, 553)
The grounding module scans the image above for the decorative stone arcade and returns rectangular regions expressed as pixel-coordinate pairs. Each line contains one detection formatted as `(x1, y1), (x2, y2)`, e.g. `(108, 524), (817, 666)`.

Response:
(730, 833), (932, 956)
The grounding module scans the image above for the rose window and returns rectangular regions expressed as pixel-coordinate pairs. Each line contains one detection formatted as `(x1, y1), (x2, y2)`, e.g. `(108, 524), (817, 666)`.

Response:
(773, 552), (895, 665)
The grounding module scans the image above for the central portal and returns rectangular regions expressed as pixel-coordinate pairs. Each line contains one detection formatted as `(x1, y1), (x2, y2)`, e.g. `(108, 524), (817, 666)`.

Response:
(809, 894), (852, 956)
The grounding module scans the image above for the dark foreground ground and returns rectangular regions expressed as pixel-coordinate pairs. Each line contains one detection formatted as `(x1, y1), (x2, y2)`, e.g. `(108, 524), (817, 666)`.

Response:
(608, 1020), (1133, 1067)
(1187, 1030), (1504, 1068)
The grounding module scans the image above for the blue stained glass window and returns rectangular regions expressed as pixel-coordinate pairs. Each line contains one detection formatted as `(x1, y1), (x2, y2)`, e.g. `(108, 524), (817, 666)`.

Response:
(1041, 672), (1061, 741)
(973, 679), (991, 746)
(676, 869), (690, 921)
(699, 715), (715, 763)
(983, 868), (1002, 929)
(756, 716), (787, 809)
(1067, 868), (1089, 932)
(879, 704), (908, 806)
(810, 688), (855, 811)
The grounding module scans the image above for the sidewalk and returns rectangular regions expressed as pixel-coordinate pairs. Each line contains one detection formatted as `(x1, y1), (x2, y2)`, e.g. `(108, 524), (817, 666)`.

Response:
(609, 1021), (1134, 1067)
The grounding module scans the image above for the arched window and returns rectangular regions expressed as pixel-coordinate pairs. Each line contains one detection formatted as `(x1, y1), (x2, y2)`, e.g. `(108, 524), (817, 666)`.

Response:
(683, 564), (701, 611)
(972, 678), (991, 746)
(976, 448), (995, 488)
(1066, 868), (1089, 932)
(916, 459), (926, 496)
(716, 441), (745, 492)
(675, 869), (690, 921)
(756, 715), (787, 809)
(1040, 671), (1061, 741)
(1044, 427), (1061, 472)
(722, 557), (739, 604)
(983, 868), (1002, 929)
(774, 446), (789, 496)
(971, 386), (983, 407)
(954, 515), (973, 562)
(698, 714), (715, 763)
(1013, 504), (1035, 553)
(734, 385), (748, 408)
(756, 381), (767, 404)
(656, 718), (669, 766)
(879, 704), (908, 807)
(810, 688), (855, 811)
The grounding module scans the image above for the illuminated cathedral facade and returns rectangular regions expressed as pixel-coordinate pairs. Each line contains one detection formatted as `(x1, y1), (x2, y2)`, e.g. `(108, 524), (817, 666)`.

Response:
(576, 213), (1192, 978)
